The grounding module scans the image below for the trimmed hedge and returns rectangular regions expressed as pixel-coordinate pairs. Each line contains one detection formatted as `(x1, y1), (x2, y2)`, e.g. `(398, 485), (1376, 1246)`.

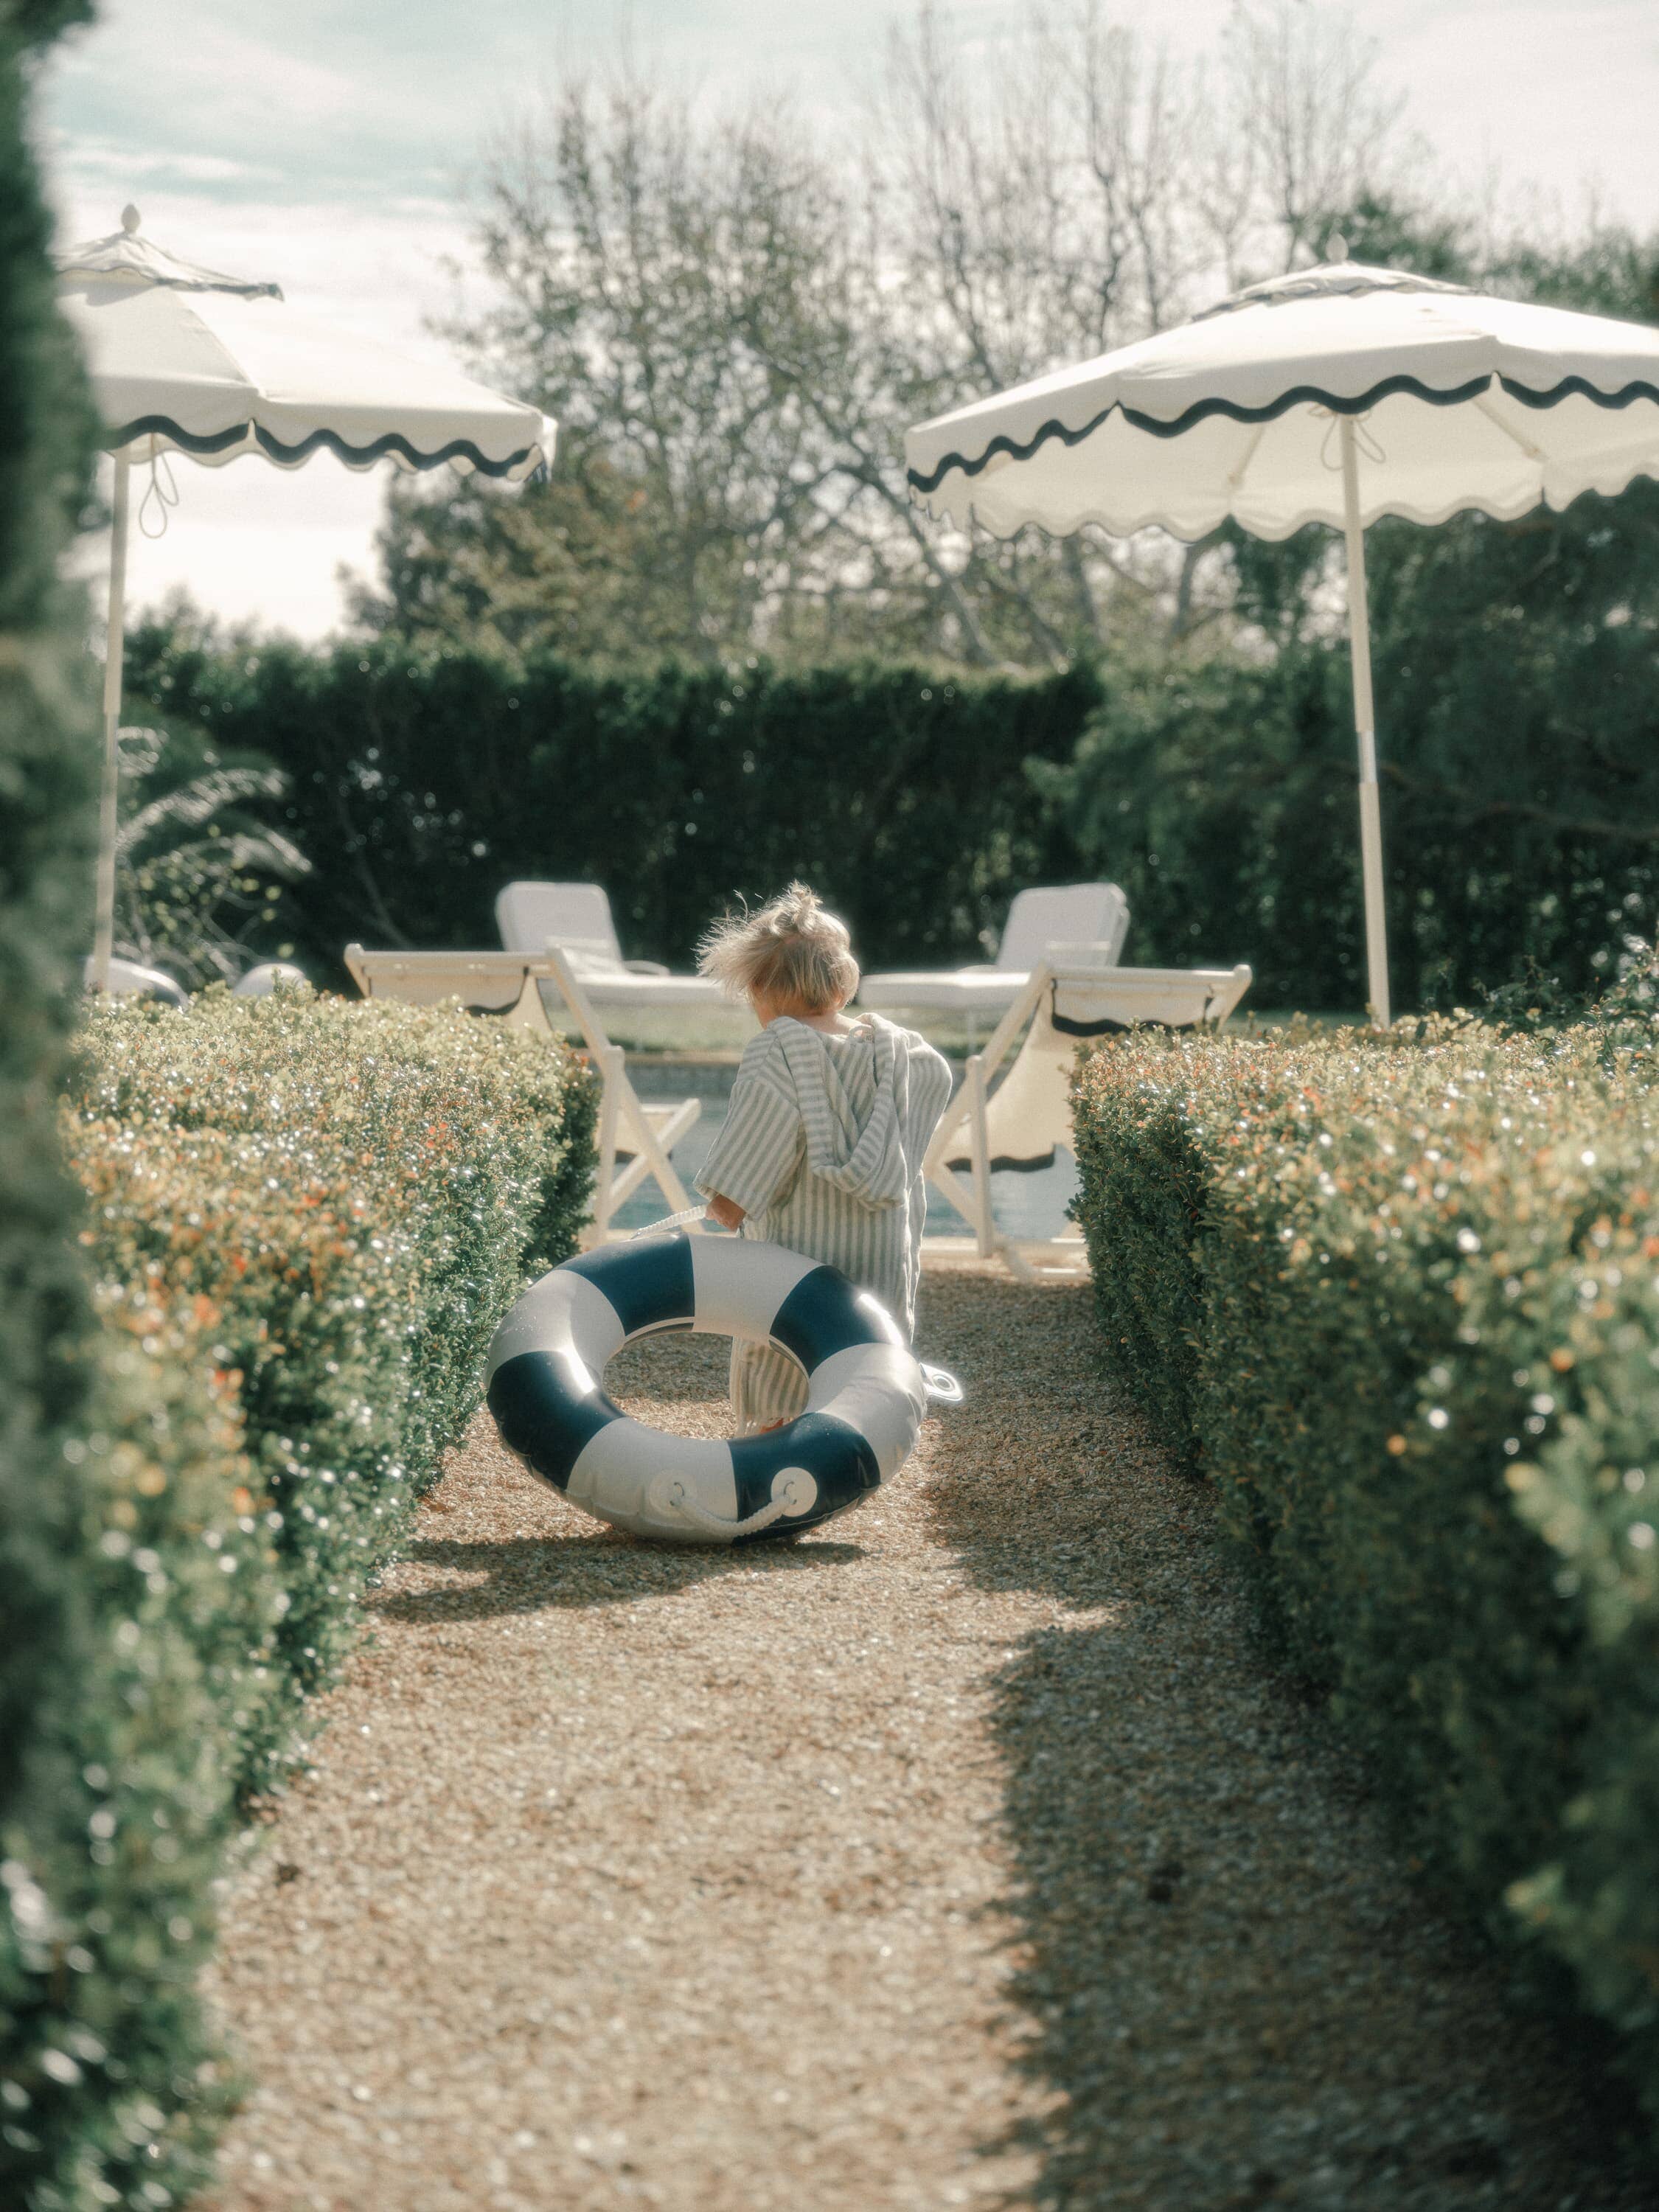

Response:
(1, 991), (592, 2210)
(63, 987), (596, 1792)
(119, 630), (1101, 984)
(1072, 1015), (1659, 2132)
(3, 1301), (274, 2207)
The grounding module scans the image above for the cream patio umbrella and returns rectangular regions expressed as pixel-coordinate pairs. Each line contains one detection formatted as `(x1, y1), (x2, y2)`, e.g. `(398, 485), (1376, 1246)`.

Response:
(56, 206), (556, 991)
(905, 254), (1659, 1025)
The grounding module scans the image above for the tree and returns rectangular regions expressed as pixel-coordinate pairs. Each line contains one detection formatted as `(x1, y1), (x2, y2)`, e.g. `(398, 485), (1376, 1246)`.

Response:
(357, 1), (1414, 669)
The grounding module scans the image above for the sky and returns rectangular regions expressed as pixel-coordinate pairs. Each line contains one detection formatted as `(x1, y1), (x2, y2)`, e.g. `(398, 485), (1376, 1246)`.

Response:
(41, 0), (1659, 641)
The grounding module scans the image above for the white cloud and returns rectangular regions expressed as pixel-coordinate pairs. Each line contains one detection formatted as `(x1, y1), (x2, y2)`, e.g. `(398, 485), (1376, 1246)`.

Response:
(50, 136), (282, 188)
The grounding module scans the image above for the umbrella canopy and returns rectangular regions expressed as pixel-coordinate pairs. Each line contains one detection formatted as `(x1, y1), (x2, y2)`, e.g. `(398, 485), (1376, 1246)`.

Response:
(58, 208), (551, 480)
(907, 259), (1659, 1023)
(57, 208), (555, 990)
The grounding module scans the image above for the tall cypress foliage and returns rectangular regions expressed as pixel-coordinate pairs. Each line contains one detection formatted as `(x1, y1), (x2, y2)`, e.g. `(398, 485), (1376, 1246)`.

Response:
(0, 9), (239, 2204)
(0, 0), (100, 1759)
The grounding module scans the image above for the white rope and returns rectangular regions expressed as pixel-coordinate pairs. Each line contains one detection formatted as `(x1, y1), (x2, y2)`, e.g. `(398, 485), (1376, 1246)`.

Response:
(625, 1203), (709, 1241)
(137, 450), (179, 540)
(664, 1473), (810, 1538)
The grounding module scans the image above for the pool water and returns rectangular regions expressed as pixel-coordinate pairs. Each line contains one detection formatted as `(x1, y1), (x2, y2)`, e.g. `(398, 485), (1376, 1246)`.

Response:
(615, 1060), (1079, 1241)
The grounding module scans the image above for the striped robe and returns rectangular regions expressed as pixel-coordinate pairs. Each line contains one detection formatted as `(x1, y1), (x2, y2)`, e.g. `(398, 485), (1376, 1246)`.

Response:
(695, 1014), (953, 1430)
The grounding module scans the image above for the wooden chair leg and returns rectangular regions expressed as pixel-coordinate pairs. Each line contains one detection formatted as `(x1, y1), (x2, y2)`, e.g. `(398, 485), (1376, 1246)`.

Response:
(591, 1043), (623, 1242)
(966, 1054), (994, 1259)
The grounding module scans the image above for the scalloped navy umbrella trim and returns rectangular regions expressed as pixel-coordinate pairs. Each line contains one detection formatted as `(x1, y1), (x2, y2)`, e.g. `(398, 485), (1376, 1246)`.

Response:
(104, 414), (543, 479)
(906, 369), (1659, 497)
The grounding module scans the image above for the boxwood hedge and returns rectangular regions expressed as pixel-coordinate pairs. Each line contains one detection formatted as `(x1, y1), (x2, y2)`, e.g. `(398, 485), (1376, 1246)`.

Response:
(2, 990), (591, 2211)
(63, 986), (596, 1795)
(1071, 1012), (1659, 2134)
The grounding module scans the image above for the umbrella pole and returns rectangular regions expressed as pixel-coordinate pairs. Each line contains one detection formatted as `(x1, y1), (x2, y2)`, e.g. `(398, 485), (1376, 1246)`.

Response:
(91, 450), (131, 993)
(1339, 417), (1391, 1029)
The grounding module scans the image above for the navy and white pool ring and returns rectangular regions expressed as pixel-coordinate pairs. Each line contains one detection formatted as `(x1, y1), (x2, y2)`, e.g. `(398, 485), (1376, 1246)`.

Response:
(484, 1233), (931, 1545)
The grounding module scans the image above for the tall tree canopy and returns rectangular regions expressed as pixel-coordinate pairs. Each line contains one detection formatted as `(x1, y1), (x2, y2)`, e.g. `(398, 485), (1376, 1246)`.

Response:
(354, 0), (1416, 668)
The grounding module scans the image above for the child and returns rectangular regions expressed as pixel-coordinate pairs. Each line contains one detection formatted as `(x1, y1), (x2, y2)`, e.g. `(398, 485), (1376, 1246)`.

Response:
(695, 883), (953, 1433)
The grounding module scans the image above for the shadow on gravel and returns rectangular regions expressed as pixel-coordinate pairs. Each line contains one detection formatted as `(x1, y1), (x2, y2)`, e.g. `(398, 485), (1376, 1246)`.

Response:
(373, 1328), (866, 1626)
(370, 1531), (864, 1625)
(915, 1270), (1655, 2212)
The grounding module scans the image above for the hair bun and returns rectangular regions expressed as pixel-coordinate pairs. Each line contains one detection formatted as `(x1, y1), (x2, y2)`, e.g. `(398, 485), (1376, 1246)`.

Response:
(695, 882), (859, 1009)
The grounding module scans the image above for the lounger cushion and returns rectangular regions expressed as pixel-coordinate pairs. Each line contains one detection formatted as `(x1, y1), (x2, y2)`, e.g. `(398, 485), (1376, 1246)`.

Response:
(858, 883), (1129, 1012)
(497, 882), (623, 959)
(496, 883), (726, 1005)
(855, 969), (1029, 1013)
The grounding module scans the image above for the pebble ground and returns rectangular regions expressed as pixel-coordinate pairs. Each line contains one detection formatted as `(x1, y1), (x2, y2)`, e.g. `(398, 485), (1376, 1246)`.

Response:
(199, 1270), (1656, 2212)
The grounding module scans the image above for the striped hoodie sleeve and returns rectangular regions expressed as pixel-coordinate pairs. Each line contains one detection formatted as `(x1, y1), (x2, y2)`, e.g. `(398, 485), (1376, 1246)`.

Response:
(695, 1034), (804, 1220)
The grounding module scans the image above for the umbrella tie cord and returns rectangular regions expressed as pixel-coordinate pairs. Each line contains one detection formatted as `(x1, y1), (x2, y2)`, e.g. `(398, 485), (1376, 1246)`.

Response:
(1315, 408), (1386, 470)
(138, 450), (180, 539)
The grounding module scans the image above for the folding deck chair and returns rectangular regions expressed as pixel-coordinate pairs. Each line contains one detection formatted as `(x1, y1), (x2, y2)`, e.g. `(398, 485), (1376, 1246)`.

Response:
(925, 958), (1253, 1280)
(342, 943), (703, 1247)
(858, 883), (1130, 1027)
(495, 881), (726, 1009)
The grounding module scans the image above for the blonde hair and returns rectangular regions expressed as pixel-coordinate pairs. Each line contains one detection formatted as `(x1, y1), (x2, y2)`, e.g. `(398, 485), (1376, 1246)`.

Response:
(697, 882), (860, 1010)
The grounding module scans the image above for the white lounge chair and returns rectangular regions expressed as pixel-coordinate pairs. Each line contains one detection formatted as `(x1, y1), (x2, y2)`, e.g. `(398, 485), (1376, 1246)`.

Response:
(83, 954), (188, 1008)
(858, 883), (1130, 1019)
(342, 942), (703, 1247)
(232, 960), (307, 997)
(495, 880), (725, 1009)
(925, 957), (1253, 1279)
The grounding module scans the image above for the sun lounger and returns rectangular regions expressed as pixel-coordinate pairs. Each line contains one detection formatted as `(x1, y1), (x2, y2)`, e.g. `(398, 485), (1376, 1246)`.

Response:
(342, 943), (703, 1245)
(83, 954), (188, 1007)
(495, 880), (725, 1008)
(925, 958), (1252, 1278)
(857, 883), (1129, 1018)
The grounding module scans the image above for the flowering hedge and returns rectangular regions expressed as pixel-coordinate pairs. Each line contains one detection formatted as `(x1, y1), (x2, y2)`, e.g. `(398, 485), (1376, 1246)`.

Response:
(1071, 1013), (1659, 2134)
(0, 988), (592, 2211)
(63, 986), (596, 1794)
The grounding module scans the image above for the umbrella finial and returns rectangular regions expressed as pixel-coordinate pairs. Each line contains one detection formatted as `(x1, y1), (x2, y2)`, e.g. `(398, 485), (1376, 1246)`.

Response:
(1326, 232), (1349, 265)
(120, 204), (141, 234)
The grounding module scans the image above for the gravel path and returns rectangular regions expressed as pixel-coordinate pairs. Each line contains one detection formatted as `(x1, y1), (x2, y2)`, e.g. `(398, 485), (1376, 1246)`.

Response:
(201, 1271), (1653, 2212)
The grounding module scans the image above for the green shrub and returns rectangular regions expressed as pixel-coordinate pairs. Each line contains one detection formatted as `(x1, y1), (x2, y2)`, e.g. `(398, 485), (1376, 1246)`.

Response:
(1071, 1017), (1659, 2133)
(2, 986), (592, 2210)
(2, 1301), (278, 2209)
(0, 155), (597, 2167)
(119, 630), (1101, 984)
(0, 7), (239, 2205)
(64, 987), (597, 1791)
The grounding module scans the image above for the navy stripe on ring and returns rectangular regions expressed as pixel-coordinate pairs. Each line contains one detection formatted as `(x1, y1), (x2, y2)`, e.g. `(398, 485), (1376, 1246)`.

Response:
(487, 1350), (619, 1492)
(563, 1233), (695, 1339)
(729, 1411), (881, 1537)
(770, 1265), (897, 1373)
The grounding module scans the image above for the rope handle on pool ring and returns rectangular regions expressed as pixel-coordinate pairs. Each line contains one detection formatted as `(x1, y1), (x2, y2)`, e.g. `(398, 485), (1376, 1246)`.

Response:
(660, 1470), (815, 1537)
(625, 1204), (710, 1240)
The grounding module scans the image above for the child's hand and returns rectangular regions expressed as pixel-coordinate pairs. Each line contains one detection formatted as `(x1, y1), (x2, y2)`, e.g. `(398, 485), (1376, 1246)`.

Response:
(706, 1193), (745, 1230)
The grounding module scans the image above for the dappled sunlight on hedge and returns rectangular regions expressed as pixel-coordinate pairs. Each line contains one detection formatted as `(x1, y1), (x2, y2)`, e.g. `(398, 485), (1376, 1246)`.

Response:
(1072, 1010), (1659, 2140)
(63, 987), (597, 1795)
